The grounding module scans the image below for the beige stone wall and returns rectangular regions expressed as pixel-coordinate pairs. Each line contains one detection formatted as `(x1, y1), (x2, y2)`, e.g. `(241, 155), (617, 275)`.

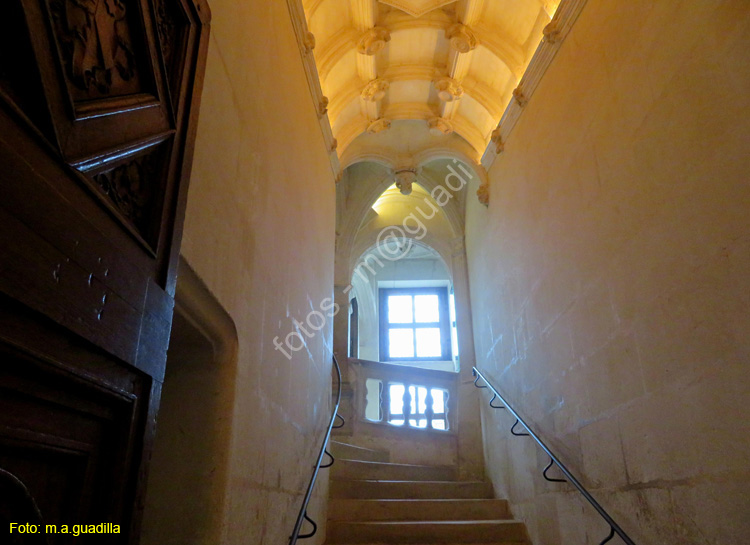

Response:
(171, 1), (336, 544)
(465, 1), (750, 543)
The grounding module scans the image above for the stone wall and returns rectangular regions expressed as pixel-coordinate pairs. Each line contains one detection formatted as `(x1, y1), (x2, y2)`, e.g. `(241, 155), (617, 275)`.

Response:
(159, 1), (337, 543)
(465, 1), (750, 543)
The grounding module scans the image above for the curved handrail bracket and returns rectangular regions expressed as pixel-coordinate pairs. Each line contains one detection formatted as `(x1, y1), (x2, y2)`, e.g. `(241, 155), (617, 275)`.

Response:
(543, 457), (567, 483)
(297, 512), (318, 540)
(332, 413), (346, 429)
(289, 355), (343, 545)
(472, 366), (637, 545)
(599, 526), (616, 545)
(510, 418), (529, 437)
(488, 393), (505, 409)
(320, 449), (335, 469)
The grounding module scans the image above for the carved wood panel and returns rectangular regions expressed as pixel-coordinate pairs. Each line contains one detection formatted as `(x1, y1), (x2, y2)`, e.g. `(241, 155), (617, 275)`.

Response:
(154, 0), (191, 105)
(0, 0), (56, 142)
(47, 0), (152, 100)
(1, 0), (208, 262)
(0, 468), (48, 545)
(0, 297), (153, 544)
(0, 0), (210, 540)
(77, 137), (172, 247)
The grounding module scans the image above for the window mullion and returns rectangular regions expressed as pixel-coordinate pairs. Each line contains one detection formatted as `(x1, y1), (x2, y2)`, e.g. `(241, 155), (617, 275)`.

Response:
(410, 294), (416, 356)
(388, 323), (415, 329)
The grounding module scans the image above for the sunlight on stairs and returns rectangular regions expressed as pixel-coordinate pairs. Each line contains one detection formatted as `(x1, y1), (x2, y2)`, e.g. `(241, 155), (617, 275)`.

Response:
(327, 441), (531, 545)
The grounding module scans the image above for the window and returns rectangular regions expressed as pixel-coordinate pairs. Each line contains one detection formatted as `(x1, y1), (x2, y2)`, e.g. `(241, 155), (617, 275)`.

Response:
(378, 287), (452, 361)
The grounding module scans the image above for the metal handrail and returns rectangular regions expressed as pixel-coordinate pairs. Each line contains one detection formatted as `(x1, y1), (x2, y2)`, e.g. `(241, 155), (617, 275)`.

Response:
(472, 367), (636, 545)
(289, 354), (344, 545)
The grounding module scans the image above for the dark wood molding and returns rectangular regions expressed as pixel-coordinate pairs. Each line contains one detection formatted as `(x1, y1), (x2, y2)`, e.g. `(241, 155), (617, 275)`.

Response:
(0, 0), (211, 540)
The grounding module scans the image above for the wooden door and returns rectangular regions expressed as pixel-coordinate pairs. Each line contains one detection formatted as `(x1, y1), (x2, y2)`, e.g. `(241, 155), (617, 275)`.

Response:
(0, 0), (210, 541)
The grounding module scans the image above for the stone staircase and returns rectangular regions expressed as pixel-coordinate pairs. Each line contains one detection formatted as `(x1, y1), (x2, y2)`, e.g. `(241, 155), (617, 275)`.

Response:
(326, 440), (530, 544)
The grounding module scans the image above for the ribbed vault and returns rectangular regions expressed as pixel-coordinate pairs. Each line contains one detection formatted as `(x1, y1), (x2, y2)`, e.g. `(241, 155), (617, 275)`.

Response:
(303, 0), (560, 164)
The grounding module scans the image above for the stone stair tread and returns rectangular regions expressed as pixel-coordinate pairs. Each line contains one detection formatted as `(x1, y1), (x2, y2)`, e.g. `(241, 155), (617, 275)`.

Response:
(329, 498), (510, 521)
(333, 498), (504, 502)
(326, 540), (529, 545)
(337, 459), (454, 468)
(333, 520), (518, 525)
(330, 479), (494, 500)
(327, 520), (529, 543)
(330, 441), (390, 462)
(331, 479), (486, 483)
(330, 440), (386, 451)
(326, 441), (528, 545)
(330, 479), (489, 487)
(333, 460), (458, 480)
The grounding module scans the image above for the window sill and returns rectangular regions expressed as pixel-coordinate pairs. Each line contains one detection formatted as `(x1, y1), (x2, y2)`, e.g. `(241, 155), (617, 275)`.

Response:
(385, 359), (457, 372)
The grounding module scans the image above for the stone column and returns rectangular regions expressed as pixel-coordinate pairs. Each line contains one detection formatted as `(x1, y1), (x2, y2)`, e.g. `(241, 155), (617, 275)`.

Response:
(451, 237), (485, 480)
(332, 283), (351, 364)
(332, 283), (354, 436)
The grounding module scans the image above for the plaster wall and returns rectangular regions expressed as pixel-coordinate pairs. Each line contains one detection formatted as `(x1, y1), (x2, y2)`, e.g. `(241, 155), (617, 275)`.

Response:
(157, 1), (336, 544)
(465, 1), (750, 543)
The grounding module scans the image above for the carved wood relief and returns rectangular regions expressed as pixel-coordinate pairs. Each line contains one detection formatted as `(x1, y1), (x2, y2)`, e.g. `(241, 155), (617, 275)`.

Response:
(81, 140), (169, 247)
(48, 0), (145, 98)
(96, 161), (150, 223)
(154, 0), (190, 105)
(95, 156), (152, 228)
(0, 0), (208, 262)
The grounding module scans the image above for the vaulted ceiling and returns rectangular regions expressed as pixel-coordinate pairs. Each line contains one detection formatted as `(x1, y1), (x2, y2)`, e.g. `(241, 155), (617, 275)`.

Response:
(302, 0), (560, 166)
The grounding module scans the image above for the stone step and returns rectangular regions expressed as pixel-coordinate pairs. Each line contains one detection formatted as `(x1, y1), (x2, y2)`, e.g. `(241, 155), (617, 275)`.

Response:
(330, 479), (494, 500)
(328, 498), (511, 521)
(326, 520), (530, 544)
(329, 441), (390, 463)
(332, 459), (457, 481)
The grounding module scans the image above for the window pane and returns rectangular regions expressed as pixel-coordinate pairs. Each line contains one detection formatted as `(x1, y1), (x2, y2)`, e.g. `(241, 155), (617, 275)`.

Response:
(414, 294), (439, 323)
(389, 329), (414, 358)
(388, 295), (413, 323)
(389, 384), (405, 417)
(432, 420), (446, 430)
(431, 388), (445, 413)
(415, 328), (441, 358)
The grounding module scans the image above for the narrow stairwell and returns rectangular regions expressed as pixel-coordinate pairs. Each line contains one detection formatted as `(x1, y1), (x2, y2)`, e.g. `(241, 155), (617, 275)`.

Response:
(326, 440), (531, 545)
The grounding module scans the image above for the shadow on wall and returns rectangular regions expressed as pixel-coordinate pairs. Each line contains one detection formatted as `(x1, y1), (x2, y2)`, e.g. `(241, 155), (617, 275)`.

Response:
(140, 259), (238, 545)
